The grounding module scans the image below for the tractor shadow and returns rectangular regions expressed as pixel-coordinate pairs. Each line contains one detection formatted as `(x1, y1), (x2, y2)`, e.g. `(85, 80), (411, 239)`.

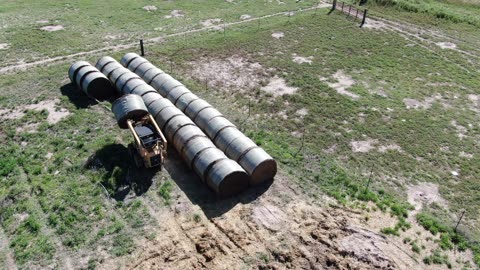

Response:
(164, 147), (273, 219)
(84, 143), (156, 201)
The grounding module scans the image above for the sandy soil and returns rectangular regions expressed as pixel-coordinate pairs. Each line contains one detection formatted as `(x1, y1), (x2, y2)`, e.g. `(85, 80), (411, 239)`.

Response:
(351, 139), (402, 153)
(40, 25), (64, 32)
(407, 182), (447, 213)
(240, 14), (252, 20)
(291, 54), (313, 65)
(403, 95), (442, 110)
(143, 5), (157, 12)
(436, 42), (457, 49)
(189, 55), (270, 93)
(326, 70), (360, 100)
(0, 98), (70, 125)
(351, 139), (378, 153)
(271, 32), (284, 39)
(201, 18), (223, 29)
(164, 10), (184, 19)
(261, 76), (298, 96)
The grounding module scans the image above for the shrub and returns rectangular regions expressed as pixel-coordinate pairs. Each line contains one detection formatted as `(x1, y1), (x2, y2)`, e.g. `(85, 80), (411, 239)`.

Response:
(411, 242), (421, 253)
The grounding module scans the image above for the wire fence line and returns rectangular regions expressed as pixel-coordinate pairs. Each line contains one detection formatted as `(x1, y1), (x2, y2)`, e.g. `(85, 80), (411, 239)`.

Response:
(328, 0), (368, 27)
(0, 3), (331, 74)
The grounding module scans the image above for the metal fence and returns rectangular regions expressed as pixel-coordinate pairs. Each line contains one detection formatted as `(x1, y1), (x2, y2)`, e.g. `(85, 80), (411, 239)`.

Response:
(329, 0), (368, 27)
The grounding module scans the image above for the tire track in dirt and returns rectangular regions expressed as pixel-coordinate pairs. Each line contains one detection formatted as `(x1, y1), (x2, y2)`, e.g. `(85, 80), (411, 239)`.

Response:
(0, 3), (330, 75)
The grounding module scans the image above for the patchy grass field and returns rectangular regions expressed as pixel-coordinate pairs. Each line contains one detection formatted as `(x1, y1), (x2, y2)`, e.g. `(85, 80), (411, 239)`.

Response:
(0, 0), (479, 269)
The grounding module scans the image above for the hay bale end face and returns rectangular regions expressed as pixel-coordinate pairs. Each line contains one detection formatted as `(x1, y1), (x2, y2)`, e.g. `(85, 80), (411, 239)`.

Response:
(111, 94), (149, 129)
(68, 61), (116, 100)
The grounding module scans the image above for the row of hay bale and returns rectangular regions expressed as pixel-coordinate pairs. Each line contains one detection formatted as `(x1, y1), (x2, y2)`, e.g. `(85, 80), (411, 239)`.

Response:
(68, 61), (115, 100)
(120, 53), (277, 185)
(95, 57), (249, 197)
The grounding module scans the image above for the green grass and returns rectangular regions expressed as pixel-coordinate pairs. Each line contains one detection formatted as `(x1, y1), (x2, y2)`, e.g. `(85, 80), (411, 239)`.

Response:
(368, 0), (480, 27)
(423, 249), (452, 268)
(158, 181), (173, 205)
(417, 212), (480, 265)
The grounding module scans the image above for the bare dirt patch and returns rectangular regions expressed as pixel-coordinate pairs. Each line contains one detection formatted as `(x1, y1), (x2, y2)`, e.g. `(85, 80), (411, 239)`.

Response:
(403, 94), (442, 110)
(25, 99), (70, 124)
(339, 226), (396, 269)
(261, 76), (298, 96)
(326, 70), (360, 99)
(0, 98), (70, 124)
(407, 182), (447, 212)
(451, 120), (467, 139)
(363, 19), (388, 31)
(240, 14), (252, 20)
(40, 25), (64, 32)
(351, 139), (378, 153)
(295, 108), (308, 118)
(201, 18), (222, 29)
(0, 43), (9, 50)
(378, 144), (403, 153)
(16, 123), (40, 133)
(351, 139), (402, 153)
(164, 10), (184, 18)
(0, 109), (24, 120)
(467, 94), (480, 112)
(271, 31), (284, 39)
(436, 42), (457, 49)
(189, 55), (267, 92)
(142, 5), (157, 12)
(252, 204), (287, 232)
(291, 53), (313, 64)
(459, 151), (473, 159)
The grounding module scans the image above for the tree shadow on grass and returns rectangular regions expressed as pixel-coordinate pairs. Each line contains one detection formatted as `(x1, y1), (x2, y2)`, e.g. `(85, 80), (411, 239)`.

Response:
(84, 143), (157, 201)
(164, 146), (273, 219)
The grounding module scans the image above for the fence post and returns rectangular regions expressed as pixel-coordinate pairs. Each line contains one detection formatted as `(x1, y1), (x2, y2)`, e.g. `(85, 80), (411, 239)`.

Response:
(455, 210), (466, 232)
(140, 39), (145, 56)
(355, 8), (359, 20)
(348, 5), (352, 17)
(328, 0), (337, 15)
(341, 2), (344, 11)
(360, 9), (368, 27)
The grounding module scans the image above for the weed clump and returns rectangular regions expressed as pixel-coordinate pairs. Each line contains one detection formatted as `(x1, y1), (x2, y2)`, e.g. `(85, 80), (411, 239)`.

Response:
(158, 181), (173, 205)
